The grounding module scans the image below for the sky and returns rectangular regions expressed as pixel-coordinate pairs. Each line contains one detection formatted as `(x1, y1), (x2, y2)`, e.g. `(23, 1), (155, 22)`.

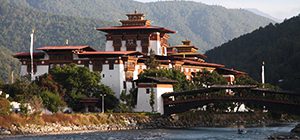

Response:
(135, 0), (300, 20)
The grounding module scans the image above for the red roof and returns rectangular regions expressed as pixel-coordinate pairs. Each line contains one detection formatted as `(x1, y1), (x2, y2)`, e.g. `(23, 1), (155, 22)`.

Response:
(216, 67), (247, 75)
(183, 60), (224, 68)
(13, 52), (44, 58)
(97, 25), (176, 33)
(157, 60), (171, 64)
(36, 45), (92, 50)
(169, 53), (207, 59)
(77, 51), (144, 55)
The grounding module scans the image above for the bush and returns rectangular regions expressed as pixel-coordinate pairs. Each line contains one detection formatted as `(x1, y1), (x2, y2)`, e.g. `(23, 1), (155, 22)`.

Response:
(0, 97), (10, 115)
(139, 68), (189, 91)
(41, 91), (66, 113)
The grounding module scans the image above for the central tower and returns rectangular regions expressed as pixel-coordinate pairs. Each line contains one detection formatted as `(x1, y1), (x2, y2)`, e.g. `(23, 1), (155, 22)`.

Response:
(97, 11), (175, 56)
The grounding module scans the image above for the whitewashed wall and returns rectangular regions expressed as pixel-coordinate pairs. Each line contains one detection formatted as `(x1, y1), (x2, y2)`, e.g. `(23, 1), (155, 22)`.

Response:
(135, 84), (173, 114)
(101, 63), (125, 98)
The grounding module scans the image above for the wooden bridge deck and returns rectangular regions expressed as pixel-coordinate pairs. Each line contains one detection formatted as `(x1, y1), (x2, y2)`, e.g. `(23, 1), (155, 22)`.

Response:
(162, 85), (300, 115)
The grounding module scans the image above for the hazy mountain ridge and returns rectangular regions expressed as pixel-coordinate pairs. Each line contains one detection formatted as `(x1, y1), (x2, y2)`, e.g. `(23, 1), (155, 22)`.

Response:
(246, 8), (281, 22)
(205, 15), (300, 91)
(0, 0), (273, 82)
(14, 0), (274, 52)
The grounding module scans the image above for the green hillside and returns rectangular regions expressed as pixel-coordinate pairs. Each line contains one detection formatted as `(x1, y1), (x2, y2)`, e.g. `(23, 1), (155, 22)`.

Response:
(11, 0), (273, 52)
(0, 46), (20, 83)
(205, 15), (300, 91)
(0, 0), (112, 52)
(0, 0), (274, 82)
(0, 0), (112, 82)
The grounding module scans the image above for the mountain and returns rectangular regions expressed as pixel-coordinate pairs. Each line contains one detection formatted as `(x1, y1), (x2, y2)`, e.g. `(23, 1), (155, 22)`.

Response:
(0, 0), (112, 53)
(0, 46), (20, 83)
(0, 0), (113, 82)
(9, 0), (274, 52)
(0, 0), (273, 82)
(205, 15), (300, 91)
(246, 8), (281, 22)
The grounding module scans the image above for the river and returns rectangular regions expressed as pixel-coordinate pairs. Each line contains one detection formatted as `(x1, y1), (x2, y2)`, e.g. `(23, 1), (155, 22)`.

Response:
(3, 124), (296, 140)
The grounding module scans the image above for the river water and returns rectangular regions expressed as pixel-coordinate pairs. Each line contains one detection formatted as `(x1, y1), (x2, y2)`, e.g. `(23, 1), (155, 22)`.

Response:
(3, 124), (296, 140)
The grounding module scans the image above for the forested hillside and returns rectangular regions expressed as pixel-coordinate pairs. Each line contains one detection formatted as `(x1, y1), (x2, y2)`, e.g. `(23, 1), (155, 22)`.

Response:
(205, 15), (300, 91)
(0, 0), (273, 82)
(0, 0), (112, 53)
(0, 46), (20, 83)
(9, 0), (274, 52)
(0, 0), (112, 82)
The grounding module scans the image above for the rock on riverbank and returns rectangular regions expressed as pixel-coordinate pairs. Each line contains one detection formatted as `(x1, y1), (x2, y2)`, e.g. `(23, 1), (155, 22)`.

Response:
(267, 123), (300, 140)
(0, 112), (297, 136)
(292, 124), (300, 133)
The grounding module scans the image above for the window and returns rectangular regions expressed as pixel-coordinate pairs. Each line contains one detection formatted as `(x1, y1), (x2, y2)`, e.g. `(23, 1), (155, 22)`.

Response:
(123, 81), (127, 90)
(126, 39), (137, 51)
(109, 62), (114, 70)
(146, 88), (150, 94)
(132, 81), (135, 89)
(93, 61), (103, 71)
(102, 74), (105, 78)
(84, 63), (89, 68)
(142, 46), (148, 53)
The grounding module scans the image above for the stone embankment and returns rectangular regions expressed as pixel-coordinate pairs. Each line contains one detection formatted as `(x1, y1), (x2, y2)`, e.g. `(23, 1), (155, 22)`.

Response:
(267, 124), (300, 139)
(0, 112), (297, 136)
(292, 124), (300, 133)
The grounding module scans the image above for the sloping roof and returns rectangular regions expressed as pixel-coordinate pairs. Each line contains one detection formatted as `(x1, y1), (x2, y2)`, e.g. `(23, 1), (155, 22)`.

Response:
(36, 45), (94, 51)
(168, 45), (198, 49)
(169, 53), (207, 59)
(97, 25), (176, 33)
(216, 67), (247, 75)
(136, 76), (178, 84)
(182, 60), (224, 68)
(77, 51), (144, 55)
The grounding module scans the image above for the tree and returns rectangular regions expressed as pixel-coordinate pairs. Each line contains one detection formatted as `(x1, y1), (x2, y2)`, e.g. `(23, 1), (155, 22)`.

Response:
(93, 84), (119, 111)
(191, 70), (227, 89)
(139, 68), (189, 91)
(149, 87), (155, 112)
(0, 97), (10, 115)
(119, 88), (138, 112)
(235, 75), (259, 85)
(50, 64), (100, 97)
(40, 91), (66, 113)
(35, 74), (65, 97)
(49, 64), (102, 109)
(145, 49), (159, 69)
(45, 64), (118, 111)
(2, 78), (40, 102)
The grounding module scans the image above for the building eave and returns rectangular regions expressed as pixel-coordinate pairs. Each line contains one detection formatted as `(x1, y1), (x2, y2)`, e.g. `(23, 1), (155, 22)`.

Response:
(96, 25), (176, 33)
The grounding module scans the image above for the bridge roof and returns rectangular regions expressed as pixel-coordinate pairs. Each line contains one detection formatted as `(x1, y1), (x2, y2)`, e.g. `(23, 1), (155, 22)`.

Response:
(162, 85), (300, 98)
(251, 88), (300, 96)
(162, 85), (257, 98)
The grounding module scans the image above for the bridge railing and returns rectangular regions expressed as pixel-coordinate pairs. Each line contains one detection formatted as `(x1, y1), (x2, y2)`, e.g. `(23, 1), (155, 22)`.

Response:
(163, 88), (300, 105)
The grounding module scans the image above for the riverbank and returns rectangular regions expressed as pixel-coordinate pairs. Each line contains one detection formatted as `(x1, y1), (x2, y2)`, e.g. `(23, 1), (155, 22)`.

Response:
(0, 111), (298, 136)
(268, 123), (300, 139)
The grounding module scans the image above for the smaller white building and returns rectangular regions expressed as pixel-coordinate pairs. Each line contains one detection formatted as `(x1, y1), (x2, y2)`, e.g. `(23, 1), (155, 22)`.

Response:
(135, 77), (176, 114)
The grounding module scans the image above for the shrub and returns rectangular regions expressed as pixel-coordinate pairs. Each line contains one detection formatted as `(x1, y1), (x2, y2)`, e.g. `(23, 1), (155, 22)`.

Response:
(41, 91), (66, 113)
(0, 97), (10, 115)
